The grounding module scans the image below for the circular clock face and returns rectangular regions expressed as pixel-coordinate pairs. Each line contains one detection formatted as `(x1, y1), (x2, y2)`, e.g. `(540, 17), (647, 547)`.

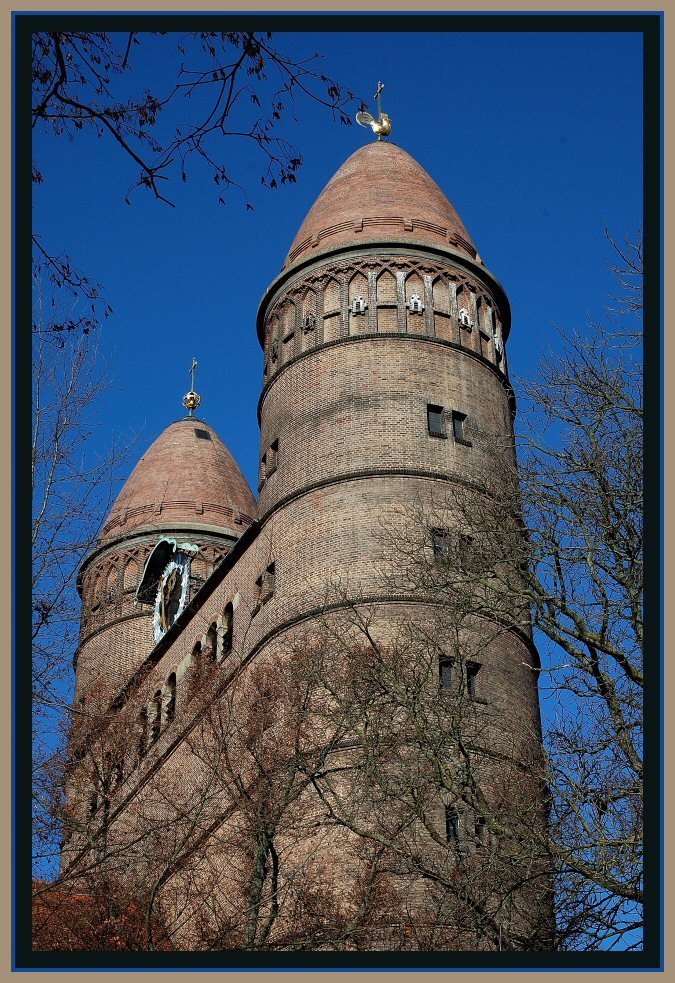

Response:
(153, 556), (190, 642)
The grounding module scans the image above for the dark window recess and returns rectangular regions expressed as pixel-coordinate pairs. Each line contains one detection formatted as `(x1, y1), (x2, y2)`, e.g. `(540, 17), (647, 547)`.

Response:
(452, 411), (472, 446)
(432, 528), (449, 558)
(206, 623), (218, 663)
(445, 806), (461, 844)
(439, 656), (454, 690)
(427, 403), (445, 438)
(195, 429), (211, 441)
(150, 691), (162, 744)
(267, 439), (279, 475)
(476, 816), (487, 845)
(222, 604), (234, 654)
(466, 662), (481, 699)
(165, 674), (177, 724)
(256, 562), (276, 608)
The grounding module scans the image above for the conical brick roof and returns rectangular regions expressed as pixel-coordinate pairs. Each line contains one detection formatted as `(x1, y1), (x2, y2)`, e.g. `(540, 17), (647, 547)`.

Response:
(283, 141), (480, 270)
(101, 417), (256, 541)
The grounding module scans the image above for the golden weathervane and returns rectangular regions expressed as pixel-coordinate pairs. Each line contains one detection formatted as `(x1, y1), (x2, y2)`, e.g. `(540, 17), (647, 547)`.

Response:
(182, 357), (202, 416)
(355, 81), (392, 140)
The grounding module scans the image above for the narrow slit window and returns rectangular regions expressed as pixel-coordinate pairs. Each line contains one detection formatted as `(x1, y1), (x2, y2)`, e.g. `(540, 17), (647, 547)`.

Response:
(427, 404), (445, 438)
(222, 603), (234, 655)
(432, 528), (449, 558)
(267, 439), (278, 475)
(206, 623), (218, 663)
(164, 673), (176, 724)
(445, 806), (461, 844)
(150, 690), (162, 745)
(439, 656), (454, 690)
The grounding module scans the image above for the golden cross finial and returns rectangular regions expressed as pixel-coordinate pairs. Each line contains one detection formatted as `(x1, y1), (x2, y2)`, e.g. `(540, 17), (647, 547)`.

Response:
(374, 81), (384, 118)
(182, 357), (202, 417)
(355, 81), (392, 141)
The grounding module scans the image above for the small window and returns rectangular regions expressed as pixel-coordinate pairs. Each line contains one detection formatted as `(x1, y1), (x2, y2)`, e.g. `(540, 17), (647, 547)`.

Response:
(476, 816), (487, 846)
(427, 404), (445, 438)
(189, 641), (203, 699)
(466, 662), (481, 700)
(222, 604), (234, 655)
(445, 806), (461, 844)
(256, 562), (276, 609)
(150, 690), (162, 744)
(165, 673), (177, 724)
(206, 623), (218, 663)
(432, 528), (449, 558)
(452, 411), (472, 446)
(138, 708), (148, 759)
(114, 754), (125, 785)
(439, 655), (454, 690)
(194, 429), (211, 441)
(267, 439), (278, 476)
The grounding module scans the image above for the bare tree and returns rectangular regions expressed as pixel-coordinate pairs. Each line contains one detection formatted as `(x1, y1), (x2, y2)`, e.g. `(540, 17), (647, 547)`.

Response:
(516, 231), (644, 951)
(31, 29), (360, 332)
(32, 278), (132, 879)
(384, 231), (644, 950)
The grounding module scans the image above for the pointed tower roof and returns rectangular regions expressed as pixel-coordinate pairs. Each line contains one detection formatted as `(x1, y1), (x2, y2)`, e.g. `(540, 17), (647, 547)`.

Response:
(283, 141), (481, 272)
(101, 417), (256, 542)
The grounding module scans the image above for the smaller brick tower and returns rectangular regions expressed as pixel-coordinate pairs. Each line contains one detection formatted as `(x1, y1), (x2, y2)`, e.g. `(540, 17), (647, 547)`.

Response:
(74, 409), (256, 708)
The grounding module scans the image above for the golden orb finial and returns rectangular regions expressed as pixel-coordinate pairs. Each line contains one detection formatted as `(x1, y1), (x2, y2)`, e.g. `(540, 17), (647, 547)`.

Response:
(355, 81), (392, 140)
(182, 357), (202, 416)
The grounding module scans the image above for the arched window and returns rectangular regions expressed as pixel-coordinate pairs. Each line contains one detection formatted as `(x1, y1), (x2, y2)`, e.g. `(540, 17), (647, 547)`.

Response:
(206, 623), (218, 664)
(149, 690), (162, 745)
(189, 641), (203, 700)
(222, 603), (234, 656)
(164, 673), (177, 724)
(137, 708), (148, 760)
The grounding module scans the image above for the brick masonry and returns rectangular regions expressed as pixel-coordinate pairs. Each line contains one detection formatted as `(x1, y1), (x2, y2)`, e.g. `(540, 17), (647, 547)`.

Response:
(67, 140), (553, 950)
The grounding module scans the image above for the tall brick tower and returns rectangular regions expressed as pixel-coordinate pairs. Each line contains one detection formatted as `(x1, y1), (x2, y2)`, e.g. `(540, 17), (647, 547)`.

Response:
(65, 134), (552, 951)
(252, 138), (550, 946)
(74, 413), (256, 707)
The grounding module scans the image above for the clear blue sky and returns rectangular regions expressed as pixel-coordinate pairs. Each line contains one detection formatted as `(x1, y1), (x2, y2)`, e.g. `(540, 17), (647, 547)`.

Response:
(32, 27), (643, 498)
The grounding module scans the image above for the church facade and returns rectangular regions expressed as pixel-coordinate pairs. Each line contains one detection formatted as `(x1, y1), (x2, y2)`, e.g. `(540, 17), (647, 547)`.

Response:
(65, 139), (553, 951)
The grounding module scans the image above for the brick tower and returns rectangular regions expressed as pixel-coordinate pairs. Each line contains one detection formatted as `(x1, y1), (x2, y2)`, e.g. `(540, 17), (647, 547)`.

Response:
(65, 136), (552, 951)
(74, 414), (256, 708)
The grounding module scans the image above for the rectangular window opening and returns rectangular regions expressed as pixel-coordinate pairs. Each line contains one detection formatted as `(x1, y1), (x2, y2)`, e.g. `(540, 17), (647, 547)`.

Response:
(432, 528), (449, 558)
(445, 806), (460, 844)
(427, 403), (445, 438)
(439, 655), (454, 690)
(452, 410), (471, 446)
(466, 662), (481, 700)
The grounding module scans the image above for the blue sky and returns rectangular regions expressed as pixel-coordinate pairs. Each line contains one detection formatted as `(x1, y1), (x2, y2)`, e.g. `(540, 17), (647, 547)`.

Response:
(32, 27), (643, 499)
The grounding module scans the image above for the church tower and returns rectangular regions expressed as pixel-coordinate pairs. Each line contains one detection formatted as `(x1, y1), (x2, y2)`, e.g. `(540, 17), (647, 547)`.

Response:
(65, 123), (552, 951)
(74, 404), (256, 708)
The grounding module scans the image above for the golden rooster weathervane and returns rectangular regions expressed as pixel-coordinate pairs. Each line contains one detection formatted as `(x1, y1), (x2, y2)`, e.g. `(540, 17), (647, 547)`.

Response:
(356, 81), (392, 140)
